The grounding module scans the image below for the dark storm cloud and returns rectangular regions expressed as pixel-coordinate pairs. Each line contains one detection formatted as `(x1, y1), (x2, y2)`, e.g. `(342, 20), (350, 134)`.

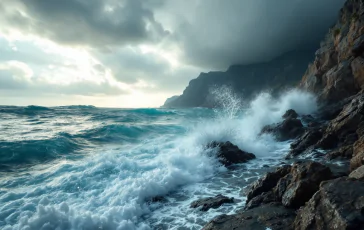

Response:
(0, 0), (168, 47)
(0, 0), (347, 84)
(159, 0), (346, 69)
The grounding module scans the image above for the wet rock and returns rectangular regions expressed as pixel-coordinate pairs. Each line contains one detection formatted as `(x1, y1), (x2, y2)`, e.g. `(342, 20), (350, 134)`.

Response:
(245, 191), (276, 210)
(349, 165), (364, 179)
(317, 133), (340, 151)
(294, 177), (364, 230)
(261, 118), (304, 141)
(276, 161), (333, 209)
(203, 203), (295, 230)
(350, 137), (364, 171)
(246, 165), (291, 202)
(190, 194), (234, 211)
(282, 109), (298, 119)
(325, 145), (353, 160)
(317, 95), (355, 120)
(288, 128), (324, 158)
(325, 93), (364, 142)
(207, 141), (256, 167)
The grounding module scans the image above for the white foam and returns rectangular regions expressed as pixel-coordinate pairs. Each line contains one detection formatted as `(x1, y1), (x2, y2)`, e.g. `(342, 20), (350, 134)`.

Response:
(1, 89), (317, 230)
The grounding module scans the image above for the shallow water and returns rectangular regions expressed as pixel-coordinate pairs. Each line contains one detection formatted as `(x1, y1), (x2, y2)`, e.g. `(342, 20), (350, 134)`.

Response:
(0, 90), (317, 230)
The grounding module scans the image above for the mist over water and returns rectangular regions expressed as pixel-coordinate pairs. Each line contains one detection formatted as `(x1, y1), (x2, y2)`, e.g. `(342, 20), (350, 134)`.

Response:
(0, 89), (317, 230)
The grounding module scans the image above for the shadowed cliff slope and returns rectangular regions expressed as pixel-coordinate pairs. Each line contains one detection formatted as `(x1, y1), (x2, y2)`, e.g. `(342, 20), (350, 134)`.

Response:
(164, 50), (316, 108)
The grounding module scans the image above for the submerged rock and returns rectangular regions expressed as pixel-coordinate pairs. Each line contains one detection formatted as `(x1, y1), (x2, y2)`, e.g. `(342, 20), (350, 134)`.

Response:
(190, 194), (234, 211)
(203, 203), (295, 230)
(207, 141), (256, 166)
(294, 177), (364, 230)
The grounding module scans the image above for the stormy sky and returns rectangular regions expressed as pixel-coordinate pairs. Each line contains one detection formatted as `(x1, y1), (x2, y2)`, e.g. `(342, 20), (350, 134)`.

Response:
(0, 0), (345, 107)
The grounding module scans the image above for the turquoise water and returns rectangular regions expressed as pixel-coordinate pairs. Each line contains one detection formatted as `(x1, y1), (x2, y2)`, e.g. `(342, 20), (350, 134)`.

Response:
(0, 90), (317, 229)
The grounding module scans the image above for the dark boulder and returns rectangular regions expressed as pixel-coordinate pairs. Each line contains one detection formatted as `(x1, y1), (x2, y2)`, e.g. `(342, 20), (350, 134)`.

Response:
(261, 118), (305, 141)
(325, 145), (353, 160)
(245, 165), (291, 202)
(321, 93), (364, 150)
(294, 177), (364, 230)
(207, 141), (256, 166)
(203, 203), (295, 230)
(282, 109), (298, 119)
(276, 161), (333, 209)
(287, 128), (324, 158)
(190, 194), (234, 211)
(245, 191), (276, 210)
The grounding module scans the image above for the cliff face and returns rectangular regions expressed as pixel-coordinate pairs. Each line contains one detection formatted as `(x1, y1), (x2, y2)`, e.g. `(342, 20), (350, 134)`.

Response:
(300, 0), (364, 103)
(163, 50), (316, 108)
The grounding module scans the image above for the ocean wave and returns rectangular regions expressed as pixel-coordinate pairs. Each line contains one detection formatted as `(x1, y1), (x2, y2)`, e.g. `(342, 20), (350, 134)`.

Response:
(0, 89), (318, 229)
(129, 108), (176, 116)
(0, 135), (82, 166)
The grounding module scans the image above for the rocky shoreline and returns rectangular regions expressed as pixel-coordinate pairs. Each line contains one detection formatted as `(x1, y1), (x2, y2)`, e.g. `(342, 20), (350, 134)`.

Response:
(198, 103), (364, 229)
(192, 0), (364, 229)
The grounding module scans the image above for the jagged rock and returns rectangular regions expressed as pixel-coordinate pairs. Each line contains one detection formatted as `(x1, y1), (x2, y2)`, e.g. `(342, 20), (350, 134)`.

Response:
(318, 93), (364, 150)
(352, 56), (364, 89)
(300, 114), (320, 127)
(207, 141), (256, 166)
(282, 109), (298, 119)
(261, 118), (304, 141)
(294, 177), (364, 230)
(349, 165), (364, 179)
(276, 162), (333, 208)
(287, 129), (324, 158)
(245, 165), (292, 202)
(325, 145), (353, 160)
(320, 60), (357, 102)
(316, 133), (339, 149)
(245, 191), (276, 210)
(317, 95), (355, 120)
(202, 203), (295, 230)
(352, 34), (364, 57)
(350, 137), (364, 171)
(190, 194), (234, 211)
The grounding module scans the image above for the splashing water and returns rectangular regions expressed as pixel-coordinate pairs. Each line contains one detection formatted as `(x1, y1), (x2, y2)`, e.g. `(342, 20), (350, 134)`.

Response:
(0, 89), (317, 229)
(210, 85), (243, 119)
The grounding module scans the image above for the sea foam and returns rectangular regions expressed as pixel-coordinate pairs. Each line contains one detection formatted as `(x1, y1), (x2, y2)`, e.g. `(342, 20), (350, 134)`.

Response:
(0, 89), (317, 230)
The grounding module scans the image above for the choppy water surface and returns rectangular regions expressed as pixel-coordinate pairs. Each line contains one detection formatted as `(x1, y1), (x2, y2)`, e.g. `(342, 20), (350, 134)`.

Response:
(0, 90), (317, 229)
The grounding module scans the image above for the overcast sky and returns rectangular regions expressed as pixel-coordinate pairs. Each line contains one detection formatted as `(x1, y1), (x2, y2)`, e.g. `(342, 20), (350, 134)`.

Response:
(0, 0), (345, 107)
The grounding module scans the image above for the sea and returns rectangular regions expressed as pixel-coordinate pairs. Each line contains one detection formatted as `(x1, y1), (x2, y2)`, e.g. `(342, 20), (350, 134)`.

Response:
(0, 90), (317, 230)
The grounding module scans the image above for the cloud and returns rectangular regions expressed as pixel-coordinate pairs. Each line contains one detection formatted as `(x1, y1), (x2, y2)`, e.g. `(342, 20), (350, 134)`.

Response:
(156, 0), (346, 69)
(96, 47), (201, 93)
(0, 61), (128, 96)
(0, 0), (348, 107)
(0, 0), (168, 48)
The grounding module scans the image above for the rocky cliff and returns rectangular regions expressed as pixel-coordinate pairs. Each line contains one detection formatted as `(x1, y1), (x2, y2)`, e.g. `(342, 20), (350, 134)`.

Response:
(199, 0), (364, 229)
(300, 0), (364, 103)
(163, 50), (316, 108)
